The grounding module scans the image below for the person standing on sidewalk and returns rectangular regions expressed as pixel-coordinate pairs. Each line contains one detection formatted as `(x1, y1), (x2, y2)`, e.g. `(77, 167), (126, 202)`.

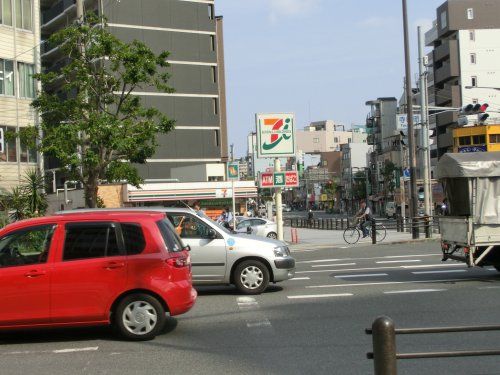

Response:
(307, 209), (314, 227)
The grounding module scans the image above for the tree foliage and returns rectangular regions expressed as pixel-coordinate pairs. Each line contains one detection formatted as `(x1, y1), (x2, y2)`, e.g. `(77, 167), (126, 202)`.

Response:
(28, 13), (175, 207)
(381, 160), (397, 198)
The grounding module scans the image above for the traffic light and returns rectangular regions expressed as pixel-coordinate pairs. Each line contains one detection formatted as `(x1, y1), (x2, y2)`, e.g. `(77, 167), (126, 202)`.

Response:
(458, 103), (489, 126)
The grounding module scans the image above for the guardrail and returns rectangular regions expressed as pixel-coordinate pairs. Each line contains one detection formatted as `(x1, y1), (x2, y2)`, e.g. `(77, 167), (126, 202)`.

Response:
(285, 216), (440, 238)
(366, 316), (500, 375)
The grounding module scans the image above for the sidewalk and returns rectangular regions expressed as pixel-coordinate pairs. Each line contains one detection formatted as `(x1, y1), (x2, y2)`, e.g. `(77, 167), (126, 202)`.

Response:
(283, 227), (437, 251)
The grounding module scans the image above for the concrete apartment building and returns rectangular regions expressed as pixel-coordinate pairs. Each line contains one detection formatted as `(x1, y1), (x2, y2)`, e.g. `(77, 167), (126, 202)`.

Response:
(425, 0), (500, 161)
(0, 0), (40, 191)
(40, 0), (228, 186)
(297, 120), (352, 153)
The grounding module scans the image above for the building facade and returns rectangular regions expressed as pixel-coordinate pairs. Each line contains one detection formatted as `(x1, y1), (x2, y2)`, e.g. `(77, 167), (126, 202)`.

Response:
(425, 0), (500, 162)
(0, 0), (40, 191)
(297, 120), (352, 154)
(40, 0), (228, 186)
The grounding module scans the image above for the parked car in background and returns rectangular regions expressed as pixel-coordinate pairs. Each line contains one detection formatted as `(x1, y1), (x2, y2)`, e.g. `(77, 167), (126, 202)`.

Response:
(236, 218), (278, 239)
(0, 212), (196, 340)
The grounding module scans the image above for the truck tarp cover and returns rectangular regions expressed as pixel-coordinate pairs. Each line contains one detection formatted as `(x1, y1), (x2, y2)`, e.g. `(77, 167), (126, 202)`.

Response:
(437, 152), (500, 224)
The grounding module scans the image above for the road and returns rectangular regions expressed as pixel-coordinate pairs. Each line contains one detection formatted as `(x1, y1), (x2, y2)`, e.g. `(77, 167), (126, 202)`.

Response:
(2, 241), (500, 374)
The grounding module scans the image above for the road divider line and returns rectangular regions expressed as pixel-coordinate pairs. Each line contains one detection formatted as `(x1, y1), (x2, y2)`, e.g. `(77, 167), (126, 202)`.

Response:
(296, 254), (438, 264)
(311, 263), (356, 268)
(296, 263), (466, 274)
(306, 277), (493, 289)
(290, 277), (311, 281)
(478, 286), (500, 290)
(335, 273), (388, 279)
(376, 260), (422, 264)
(384, 289), (446, 294)
(53, 347), (99, 354)
(412, 270), (468, 275)
(287, 293), (353, 300)
(246, 319), (271, 328)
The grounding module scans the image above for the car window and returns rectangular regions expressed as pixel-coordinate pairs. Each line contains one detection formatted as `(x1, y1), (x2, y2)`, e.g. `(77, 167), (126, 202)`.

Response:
(168, 214), (212, 239)
(237, 220), (251, 229)
(0, 225), (55, 268)
(122, 223), (146, 255)
(156, 219), (183, 252)
(252, 219), (266, 226)
(63, 223), (121, 261)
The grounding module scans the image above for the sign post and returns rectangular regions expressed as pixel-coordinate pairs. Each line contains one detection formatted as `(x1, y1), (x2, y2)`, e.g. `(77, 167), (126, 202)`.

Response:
(256, 113), (296, 241)
(227, 162), (239, 230)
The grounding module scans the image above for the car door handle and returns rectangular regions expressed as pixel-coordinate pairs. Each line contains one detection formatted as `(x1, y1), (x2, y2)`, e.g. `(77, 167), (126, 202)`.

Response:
(104, 261), (125, 269)
(24, 270), (46, 278)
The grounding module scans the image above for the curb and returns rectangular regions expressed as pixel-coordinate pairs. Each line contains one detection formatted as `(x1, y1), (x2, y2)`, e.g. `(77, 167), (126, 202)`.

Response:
(288, 237), (439, 251)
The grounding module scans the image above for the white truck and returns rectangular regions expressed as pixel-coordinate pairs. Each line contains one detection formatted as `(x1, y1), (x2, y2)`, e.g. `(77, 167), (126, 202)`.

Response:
(437, 152), (500, 268)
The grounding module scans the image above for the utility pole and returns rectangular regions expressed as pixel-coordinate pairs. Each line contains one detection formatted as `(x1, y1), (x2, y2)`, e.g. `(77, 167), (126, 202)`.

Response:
(274, 158), (283, 241)
(76, 0), (84, 21)
(402, 0), (419, 238)
(418, 26), (431, 218)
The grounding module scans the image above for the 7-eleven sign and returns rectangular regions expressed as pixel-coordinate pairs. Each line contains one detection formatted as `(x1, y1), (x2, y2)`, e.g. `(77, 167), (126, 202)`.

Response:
(256, 113), (296, 158)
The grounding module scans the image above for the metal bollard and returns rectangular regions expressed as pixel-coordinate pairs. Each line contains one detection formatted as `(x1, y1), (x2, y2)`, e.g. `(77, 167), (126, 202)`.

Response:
(424, 216), (431, 238)
(371, 219), (376, 244)
(341, 218), (344, 229)
(371, 316), (397, 375)
(335, 219), (338, 229)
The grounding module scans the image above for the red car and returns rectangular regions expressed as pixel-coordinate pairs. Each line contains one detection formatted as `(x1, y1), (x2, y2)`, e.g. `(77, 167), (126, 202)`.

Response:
(0, 211), (196, 340)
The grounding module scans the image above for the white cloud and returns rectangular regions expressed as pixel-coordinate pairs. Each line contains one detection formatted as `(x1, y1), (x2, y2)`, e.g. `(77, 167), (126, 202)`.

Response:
(268, 0), (321, 20)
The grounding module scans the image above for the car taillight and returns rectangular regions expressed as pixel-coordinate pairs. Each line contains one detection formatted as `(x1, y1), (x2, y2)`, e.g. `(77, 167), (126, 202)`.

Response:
(167, 256), (190, 268)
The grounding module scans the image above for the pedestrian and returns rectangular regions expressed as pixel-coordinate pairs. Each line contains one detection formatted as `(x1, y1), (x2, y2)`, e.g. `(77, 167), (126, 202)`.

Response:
(441, 198), (449, 216)
(356, 200), (372, 238)
(217, 207), (233, 229)
(307, 209), (314, 227)
(193, 201), (209, 219)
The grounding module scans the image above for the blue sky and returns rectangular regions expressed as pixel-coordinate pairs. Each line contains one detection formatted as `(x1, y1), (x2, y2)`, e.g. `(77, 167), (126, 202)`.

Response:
(215, 0), (445, 157)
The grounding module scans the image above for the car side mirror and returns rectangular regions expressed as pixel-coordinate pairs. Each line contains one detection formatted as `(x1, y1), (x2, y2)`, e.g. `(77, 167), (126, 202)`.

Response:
(207, 228), (217, 239)
(246, 226), (252, 234)
(183, 244), (191, 252)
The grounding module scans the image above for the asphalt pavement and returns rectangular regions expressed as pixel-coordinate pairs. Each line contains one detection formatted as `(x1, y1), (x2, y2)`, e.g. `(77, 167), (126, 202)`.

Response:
(2, 241), (500, 374)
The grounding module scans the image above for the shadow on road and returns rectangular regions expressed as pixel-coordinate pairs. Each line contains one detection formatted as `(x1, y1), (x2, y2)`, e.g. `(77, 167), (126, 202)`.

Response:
(195, 284), (283, 296)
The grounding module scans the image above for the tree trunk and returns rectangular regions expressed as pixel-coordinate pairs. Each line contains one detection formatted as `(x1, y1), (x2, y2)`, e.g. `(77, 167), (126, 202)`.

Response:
(84, 180), (99, 208)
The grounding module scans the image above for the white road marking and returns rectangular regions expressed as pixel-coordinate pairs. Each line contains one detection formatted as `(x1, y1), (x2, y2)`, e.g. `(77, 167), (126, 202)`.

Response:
(384, 289), (446, 294)
(311, 263), (356, 268)
(287, 293), (353, 300)
(295, 263), (465, 274)
(478, 286), (500, 290)
(376, 260), (422, 264)
(246, 319), (271, 328)
(297, 258), (341, 264)
(296, 254), (438, 264)
(402, 264), (465, 269)
(335, 273), (388, 279)
(290, 277), (311, 281)
(306, 277), (493, 289)
(53, 347), (99, 354)
(412, 270), (468, 275)
(237, 296), (256, 303)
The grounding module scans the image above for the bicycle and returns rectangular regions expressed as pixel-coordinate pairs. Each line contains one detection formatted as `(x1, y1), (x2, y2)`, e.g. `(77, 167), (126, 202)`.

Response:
(343, 218), (387, 245)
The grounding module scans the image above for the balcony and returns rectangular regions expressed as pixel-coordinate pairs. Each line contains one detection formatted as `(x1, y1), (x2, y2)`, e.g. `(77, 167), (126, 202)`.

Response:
(434, 39), (457, 63)
(436, 111), (458, 127)
(435, 85), (460, 107)
(42, 0), (75, 25)
(434, 60), (459, 85)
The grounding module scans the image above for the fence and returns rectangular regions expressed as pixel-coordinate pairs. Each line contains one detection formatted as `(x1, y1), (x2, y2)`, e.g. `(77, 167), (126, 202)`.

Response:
(285, 216), (440, 238)
(366, 316), (500, 375)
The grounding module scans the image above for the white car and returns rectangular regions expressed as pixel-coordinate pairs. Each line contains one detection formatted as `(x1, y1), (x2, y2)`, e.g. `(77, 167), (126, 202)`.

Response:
(236, 218), (278, 239)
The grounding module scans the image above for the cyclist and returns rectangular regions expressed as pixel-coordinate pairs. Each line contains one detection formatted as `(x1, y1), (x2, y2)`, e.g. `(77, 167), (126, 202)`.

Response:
(356, 200), (372, 238)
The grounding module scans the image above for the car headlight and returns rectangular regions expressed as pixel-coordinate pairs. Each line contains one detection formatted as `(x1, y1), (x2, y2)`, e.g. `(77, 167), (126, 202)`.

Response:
(273, 246), (290, 257)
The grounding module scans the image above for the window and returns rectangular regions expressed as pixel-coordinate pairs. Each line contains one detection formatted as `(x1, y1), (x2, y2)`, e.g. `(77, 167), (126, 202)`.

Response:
(459, 136), (471, 146)
(467, 8), (474, 20)
(334, 137), (338, 143)
(472, 135), (485, 144)
(0, 225), (55, 268)
(470, 53), (476, 64)
(1, 0), (13, 26)
(469, 30), (475, 41)
(472, 98), (478, 104)
(490, 134), (500, 144)
(211, 65), (217, 83)
(313, 137), (319, 143)
(348, 138), (352, 143)
(0, 125), (36, 163)
(18, 62), (34, 98)
(440, 10), (447, 29)
(157, 219), (183, 252)
(63, 223), (121, 261)
(168, 214), (212, 240)
(214, 129), (219, 146)
(122, 224), (145, 255)
(210, 35), (216, 51)
(208, 4), (214, 19)
(0, 59), (15, 96)
(212, 98), (218, 115)
(14, 0), (31, 30)
(471, 76), (477, 87)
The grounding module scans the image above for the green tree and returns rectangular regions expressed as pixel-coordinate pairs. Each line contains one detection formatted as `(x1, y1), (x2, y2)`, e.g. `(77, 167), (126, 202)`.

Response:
(28, 13), (175, 207)
(351, 171), (367, 200)
(381, 160), (397, 201)
(21, 169), (48, 216)
(1, 187), (28, 221)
